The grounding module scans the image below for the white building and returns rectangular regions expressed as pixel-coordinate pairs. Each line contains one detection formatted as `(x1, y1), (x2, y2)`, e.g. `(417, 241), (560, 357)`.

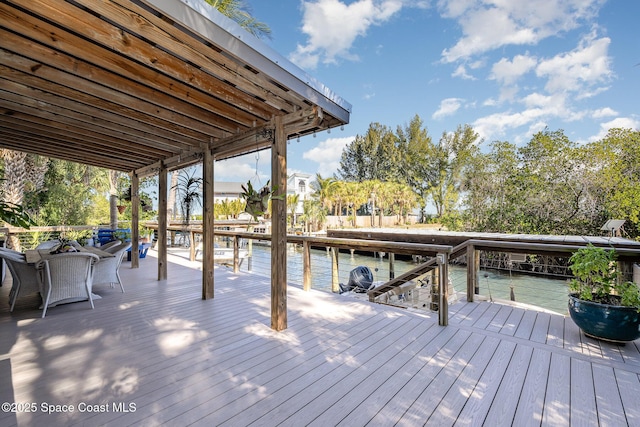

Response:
(287, 172), (314, 222)
(213, 181), (244, 203)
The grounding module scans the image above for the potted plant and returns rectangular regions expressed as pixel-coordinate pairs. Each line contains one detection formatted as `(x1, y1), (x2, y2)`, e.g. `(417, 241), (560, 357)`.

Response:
(240, 180), (282, 221)
(568, 244), (640, 342)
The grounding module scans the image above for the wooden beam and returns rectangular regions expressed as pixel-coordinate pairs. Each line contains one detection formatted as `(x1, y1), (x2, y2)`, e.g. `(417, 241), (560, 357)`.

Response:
(271, 115), (287, 331)
(202, 146), (215, 299)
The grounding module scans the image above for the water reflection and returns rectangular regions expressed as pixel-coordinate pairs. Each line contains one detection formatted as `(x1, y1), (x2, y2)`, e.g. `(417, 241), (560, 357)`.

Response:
(237, 243), (569, 315)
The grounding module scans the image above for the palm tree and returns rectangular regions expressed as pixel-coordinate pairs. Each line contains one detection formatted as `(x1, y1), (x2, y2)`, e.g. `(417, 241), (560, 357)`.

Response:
(205, 0), (271, 39)
(287, 194), (300, 227)
(173, 168), (203, 228)
(311, 173), (337, 214)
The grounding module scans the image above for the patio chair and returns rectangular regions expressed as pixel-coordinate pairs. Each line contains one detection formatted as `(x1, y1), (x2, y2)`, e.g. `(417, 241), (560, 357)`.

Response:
(93, 242), (131, 292)
(37, 252), (99, 318)
(99, 240), (122, 252)
(36, 240), (61, 250)
(0, 250), (41, 312)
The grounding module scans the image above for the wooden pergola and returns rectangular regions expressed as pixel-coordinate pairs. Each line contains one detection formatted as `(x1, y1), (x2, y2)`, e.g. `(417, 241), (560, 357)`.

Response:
(0, 0), (351, 330)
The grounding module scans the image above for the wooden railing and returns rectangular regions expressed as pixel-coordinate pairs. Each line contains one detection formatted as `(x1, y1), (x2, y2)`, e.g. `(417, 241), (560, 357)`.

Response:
(159, 226), (640, 326)
(6, 224), (640, 327)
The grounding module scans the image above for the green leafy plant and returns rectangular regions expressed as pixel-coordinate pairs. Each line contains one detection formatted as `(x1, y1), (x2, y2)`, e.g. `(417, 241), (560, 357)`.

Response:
(240, 180), (283, 221)
(568, 244), (640, 309)
(0, 201), (36, 228)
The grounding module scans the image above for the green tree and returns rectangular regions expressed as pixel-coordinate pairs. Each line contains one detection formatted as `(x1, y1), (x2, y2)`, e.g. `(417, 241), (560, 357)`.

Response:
(396, 114), (434, 222)
(287, 194), (300, 227)
(173, 167), (203, 227)
(337, 122), (401, 182)
(429, 124), (481, 218)
(584, 128), (640, 237)
(311, 173), (337, 215)
(204, 0), (271, 39)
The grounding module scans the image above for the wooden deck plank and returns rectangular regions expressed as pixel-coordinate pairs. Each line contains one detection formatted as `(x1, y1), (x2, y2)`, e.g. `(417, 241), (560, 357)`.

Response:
(513, 309), (537, 340)
(335, 325), (459, 426)
(192, 316), (422, 425)
(592, 364), (627, 427)
(367, 329), (472, 425)
(304, 322), (447, 426)
(486, 304), (515, 333)
(614, 369), (640, 425)
(500, 307), (525, 337)
(468, 301), (502, 330)
(119, 307), (409, 426)
(529, 311), (551, 344)
(219, 316), (425, 426)
(570, 358), (597, 426)
(618, 341), (640, 366)
(456, 301), (492, 327)
(397, 333), (487, 424)
(1, 250), (640, 427)
(512, 348), (551, 426)
(453, 339), (517, 426)
(482, 344), (534, 426)
(546, 313), (565, 347)
(281, 320), (441, 427)
(425, 336), (501, 426)
(563, 317), (584, 354)
(541, 352), (571, 426)
(449, 299), (483, 324)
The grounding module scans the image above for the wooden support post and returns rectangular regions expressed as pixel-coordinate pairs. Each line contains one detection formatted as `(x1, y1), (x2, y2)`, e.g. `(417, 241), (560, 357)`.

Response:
(233, 236), (240, 273)
(331, 247), (339, 293)
(271, 116), (287, 331)
(131, 172), (140, 268)
(437, 252), (449, 326)
(202, 146), (215, 299)
(389, 253), (395, 279)
(189, 230), (196, 261)
(303, 239), (311, 291)
(157, 163), (167, 280)
(467, 244), (478, 302)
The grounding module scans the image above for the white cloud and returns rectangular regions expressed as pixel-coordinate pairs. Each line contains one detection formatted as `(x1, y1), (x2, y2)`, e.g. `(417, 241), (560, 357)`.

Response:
(289, 0), (403, 69)
(588, 117), (640, 142)
(536, 32), (612, 94)
(472, 109), (547, 141)
(452, 64), (475, 80)
(433, 98), (464, 120)
(490, 54), (537, 85)
(438, 0), (604, 63)
(303, 136), (354, 176)
(591, 107), (617, 118)
(214, 155), (268, 183)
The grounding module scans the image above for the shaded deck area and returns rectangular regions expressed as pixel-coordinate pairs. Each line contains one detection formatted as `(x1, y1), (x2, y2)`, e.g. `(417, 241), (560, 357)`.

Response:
(1, 251), (640, 426)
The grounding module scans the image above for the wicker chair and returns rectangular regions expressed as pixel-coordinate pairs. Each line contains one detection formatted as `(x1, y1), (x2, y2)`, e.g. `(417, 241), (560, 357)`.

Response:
(0, 249), (41, 311)
(36, 240), (61, 250)
(99, 240), (122, 252)
(93, 242), (131, 292)
(37, 252), (99, 318)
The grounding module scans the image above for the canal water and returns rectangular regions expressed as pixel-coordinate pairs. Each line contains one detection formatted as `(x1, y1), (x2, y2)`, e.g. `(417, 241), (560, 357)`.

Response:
(233, 243), (570, 315)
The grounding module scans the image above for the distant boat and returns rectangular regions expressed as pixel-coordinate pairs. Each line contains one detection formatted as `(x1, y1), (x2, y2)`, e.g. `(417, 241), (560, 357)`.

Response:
(195, 243), (249, 265)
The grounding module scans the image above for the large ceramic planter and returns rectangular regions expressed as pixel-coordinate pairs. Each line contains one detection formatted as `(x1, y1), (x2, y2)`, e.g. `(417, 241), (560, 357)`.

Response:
(568, 294), (640, 342)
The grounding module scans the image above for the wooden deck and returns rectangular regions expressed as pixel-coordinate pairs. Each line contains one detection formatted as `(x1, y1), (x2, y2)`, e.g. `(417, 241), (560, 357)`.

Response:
(1, 251), (640, 426)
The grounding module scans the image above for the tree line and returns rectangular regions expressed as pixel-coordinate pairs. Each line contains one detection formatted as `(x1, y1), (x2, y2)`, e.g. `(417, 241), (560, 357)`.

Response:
(331, 115), (640, 238)
(1, 117), (638, 239)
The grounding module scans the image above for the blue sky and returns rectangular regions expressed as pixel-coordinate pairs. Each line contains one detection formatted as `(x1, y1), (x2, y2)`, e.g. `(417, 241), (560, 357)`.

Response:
(212, 0), (639, 184)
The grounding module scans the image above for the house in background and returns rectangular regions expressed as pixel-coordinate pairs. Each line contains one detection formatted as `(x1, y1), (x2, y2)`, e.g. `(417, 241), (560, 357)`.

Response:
(287, 172), (314, 225)
(214, 182), (244, 203)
